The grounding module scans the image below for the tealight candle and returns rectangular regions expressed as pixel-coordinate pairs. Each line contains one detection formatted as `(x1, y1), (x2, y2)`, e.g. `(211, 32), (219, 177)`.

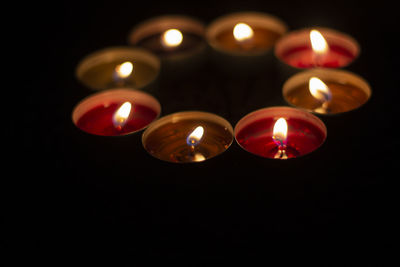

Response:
(76, 46), (160, 91)
(235, 106), (327, 159)
(283, 68), (371, 115)
(128, 15), (207, 73)
(207, 12), (287, 55)
(206, 12), (287, 74)
(142, 111), (233, 163)
(72, 88), (161, 136)
(275, 27), (360, 70)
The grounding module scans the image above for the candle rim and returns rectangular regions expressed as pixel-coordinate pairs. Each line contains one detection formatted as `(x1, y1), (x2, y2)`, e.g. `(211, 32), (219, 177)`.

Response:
(274, 27), (360, 68)
(206, 11), (288, 56)
(282, 68), (372, 115)
(71, 88), (161, 135)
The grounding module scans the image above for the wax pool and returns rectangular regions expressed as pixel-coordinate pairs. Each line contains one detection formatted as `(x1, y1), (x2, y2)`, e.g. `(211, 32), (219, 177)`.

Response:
(235, 117), (326, 159)
(76, 102), (158, 136)
(280, 44), (356, 68)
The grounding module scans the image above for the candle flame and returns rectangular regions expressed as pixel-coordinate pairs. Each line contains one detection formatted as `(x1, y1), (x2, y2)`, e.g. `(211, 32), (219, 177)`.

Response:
(112, 101), (132, 129)
(272, 118), (288, 146)
(309, 77), (332, 102)
(310, 29), (328, 54)
(233, 23), (254, 42)
(186, 126), (204, 146)
(161, 29), (183, 47)
(115, 61), (133, 79)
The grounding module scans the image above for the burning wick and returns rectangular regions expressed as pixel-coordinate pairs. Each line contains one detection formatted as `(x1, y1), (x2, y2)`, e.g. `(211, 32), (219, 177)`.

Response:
(310, 29), (328, 66)
(309, 77), (332, 113)
(112, 101), (132, 130)
(272, 118), (288, 159)
(186, 126), (205, 161)
(233, 23), (254, 50)
(233, 23), (254, 42)
(161, 29), (183, 48)
(113, 61), (134, 86)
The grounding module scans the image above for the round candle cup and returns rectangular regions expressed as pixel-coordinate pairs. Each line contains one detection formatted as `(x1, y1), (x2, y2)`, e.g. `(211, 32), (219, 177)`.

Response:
(283, 68), (371, 115)
(275, 27), (360, 76)
(235, 106), (327, 159)
(128, 15), (207, 74)
(142, 111), (233, 163)
(72, 88), (161, 136)
(206, 12), (287, 74)
(75, 46), (160, 91)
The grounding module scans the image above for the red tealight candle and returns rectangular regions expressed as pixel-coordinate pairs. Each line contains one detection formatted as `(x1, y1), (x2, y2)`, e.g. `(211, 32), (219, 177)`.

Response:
(72, 88), (161, 136)
(234, 106), (327, 159)
(275, 27), (360, 69)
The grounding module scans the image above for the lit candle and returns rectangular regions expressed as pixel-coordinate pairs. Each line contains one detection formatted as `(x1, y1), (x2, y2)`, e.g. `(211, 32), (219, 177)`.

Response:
(283, 69), (371, 115)
(235, 106), (327, 159)
(161, 28), (184, 48)
(72, 89), (161, 136)
(128, 15), (206, 60)
(275, 27), (360, 69)
(76, 47), (160, 91)
(142, 111), (233, 163)
(206, 12), (287, 55)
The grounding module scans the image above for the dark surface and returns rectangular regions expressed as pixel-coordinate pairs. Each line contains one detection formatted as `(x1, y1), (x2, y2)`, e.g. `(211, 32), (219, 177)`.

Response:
(20, 0), (397, 260)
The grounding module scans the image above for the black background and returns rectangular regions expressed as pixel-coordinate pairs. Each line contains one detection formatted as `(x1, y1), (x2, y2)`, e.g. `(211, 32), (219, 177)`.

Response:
(19, 0), (398, 261)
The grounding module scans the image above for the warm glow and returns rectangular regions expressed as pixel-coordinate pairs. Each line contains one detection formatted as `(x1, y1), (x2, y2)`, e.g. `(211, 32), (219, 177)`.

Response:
(272, 118), (288, 146)
(193, 152), (206, 162)
(112, 101), (132, 128)
(161, 29), (183, 47)
(309, 77), (332, 102)
(310, 30), (328, 54)
(233, 23), (254, 41)
(115, 61), (133, 79)
(186, 126), (204, 146)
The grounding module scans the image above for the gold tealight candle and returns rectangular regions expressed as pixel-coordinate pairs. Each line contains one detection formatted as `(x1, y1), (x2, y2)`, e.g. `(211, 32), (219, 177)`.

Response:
(283, 68), (371, 115)
(142, 111), (233, 163)
(206, 11), (287, 74)
(206, 12), (287, 55)
(76, 46), (160, 91)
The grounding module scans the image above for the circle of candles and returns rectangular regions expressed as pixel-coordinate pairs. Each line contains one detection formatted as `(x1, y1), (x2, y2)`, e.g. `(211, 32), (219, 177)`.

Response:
(72, 88), (161, 136)
(234, 106), (327, 159)
(274, 27), (360, 70)
(128, 15), (206, 63)
(76, 46), (160, 91)
(142, 111), (233, 163)
(282, 68), (371, 115)
(206, 12), (287, 55)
